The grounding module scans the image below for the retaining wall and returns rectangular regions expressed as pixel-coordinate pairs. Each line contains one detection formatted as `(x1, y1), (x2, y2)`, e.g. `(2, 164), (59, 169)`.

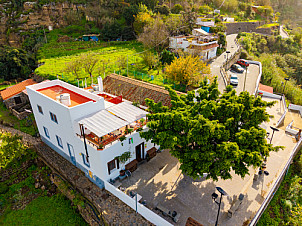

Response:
(225, 21), (266, 35)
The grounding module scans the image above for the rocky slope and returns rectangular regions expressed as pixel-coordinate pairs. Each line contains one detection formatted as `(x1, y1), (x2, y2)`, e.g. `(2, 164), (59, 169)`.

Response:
(0, 1), (84, 46)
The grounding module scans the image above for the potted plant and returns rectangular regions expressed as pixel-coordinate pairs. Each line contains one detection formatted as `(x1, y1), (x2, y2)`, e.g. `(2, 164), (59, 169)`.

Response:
(119, 135), (126, 146)
(125, 128), (133, 134)
(97, 144), (104, 150)
(116, 151), (132, 178)
(140, 118), (145, 125)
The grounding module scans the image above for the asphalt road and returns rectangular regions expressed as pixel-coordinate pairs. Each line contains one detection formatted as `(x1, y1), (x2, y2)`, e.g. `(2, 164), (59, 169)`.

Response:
(209, 34), (240, 93)
(227, 64), (260, 94)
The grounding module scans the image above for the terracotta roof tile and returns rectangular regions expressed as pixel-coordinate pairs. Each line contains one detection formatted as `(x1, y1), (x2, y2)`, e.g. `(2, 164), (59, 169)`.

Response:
(103, 73), (184, 107)
(0, 79), (37, 100)
(259, 83), (273, 94)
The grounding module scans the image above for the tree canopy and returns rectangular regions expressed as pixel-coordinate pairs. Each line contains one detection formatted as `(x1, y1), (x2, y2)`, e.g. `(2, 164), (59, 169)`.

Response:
(141, 81), (282, 181)
(165, 54), (211, 88)
(0, 46), (36, 80)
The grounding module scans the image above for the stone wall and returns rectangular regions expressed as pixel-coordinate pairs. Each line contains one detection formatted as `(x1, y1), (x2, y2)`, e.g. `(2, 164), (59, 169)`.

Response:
(225, 21), (266, 35)
(0, 1), (84, 46)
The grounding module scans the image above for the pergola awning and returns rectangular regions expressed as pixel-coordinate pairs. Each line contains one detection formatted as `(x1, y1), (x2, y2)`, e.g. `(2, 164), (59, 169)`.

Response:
(107, 102), (148, 123)
(77, 110), (128, 137)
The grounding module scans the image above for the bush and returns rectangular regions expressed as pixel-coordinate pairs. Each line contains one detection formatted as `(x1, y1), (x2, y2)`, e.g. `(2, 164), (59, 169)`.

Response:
(171, 4), (183, 14)
(199, 5), (212, 14)
(154, 5), (170, 16)
(0, 183), (9, 194)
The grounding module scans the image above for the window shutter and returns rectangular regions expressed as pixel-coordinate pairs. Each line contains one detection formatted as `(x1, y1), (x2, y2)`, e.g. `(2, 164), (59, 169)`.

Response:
(107, 162), (111, 175)
(116, 158), (119, 169)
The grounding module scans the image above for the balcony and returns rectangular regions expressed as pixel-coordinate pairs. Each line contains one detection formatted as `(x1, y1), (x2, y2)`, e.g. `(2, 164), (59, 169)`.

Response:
(76, 119), (147, 150)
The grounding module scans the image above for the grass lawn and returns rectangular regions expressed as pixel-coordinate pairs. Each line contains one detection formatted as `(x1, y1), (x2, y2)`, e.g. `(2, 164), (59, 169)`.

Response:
(1, 194), (87, 226)
(35, 40), (187, 92)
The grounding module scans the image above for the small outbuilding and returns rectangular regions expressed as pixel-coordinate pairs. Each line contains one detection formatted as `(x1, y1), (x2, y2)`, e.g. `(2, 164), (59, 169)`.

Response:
(82, 34), (100, 41)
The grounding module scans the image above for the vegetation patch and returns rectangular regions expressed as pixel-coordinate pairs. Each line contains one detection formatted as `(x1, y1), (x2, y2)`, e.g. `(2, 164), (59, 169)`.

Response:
(0, 132), (87, 225)
(258, 151), (302, 225)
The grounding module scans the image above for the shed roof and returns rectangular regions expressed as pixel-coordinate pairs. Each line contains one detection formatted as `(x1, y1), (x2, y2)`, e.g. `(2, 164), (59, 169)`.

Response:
(193, 29), (210, 35)
(103, 73), (184, 107)
(107, 102), (147, 123)
(259, 83), (273, 94)
(77, 110), (128, 137)
(0, 79), (37, 100)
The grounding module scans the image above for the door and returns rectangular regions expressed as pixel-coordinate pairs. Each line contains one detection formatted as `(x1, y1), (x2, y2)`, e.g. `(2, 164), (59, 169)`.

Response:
(135, 142), (145, 162)
(67, 143), (76, 166)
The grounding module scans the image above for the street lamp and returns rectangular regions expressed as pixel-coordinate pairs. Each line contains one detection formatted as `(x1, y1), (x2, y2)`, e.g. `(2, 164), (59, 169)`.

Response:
(243, 64), (249, 92)
(269, 126), (279, 145)
(226, 51), (231, 69)
(212, 187), (228, 226)
(282, 77), (290, 93)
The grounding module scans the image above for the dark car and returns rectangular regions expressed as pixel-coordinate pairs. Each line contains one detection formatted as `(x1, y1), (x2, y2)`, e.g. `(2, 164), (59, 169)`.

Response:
(237, 59), (250, 67)
(231, 64), (244, 73)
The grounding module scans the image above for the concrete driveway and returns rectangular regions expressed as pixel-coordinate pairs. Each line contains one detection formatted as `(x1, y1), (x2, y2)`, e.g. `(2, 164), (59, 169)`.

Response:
(228, 64), (259, 94)
(117, 98), (298, 226)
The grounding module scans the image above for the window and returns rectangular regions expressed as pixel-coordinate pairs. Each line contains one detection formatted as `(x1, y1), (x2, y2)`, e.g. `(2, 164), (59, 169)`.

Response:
(56, 135), (63, 148)
(37, 105), (43, 114)
(14, 96), (22, 105)
(107, 159), (118, 175)
(50, 112), (58, 123)
(43, 127), (50, 138)
(82, 153), (90, 167)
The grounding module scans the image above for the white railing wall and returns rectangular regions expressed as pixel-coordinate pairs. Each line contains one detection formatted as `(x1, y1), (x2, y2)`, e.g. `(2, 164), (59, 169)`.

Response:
(246, 60), (262, 96)
(276, 95), (288, 128)
(288, 104), (302, 117)
(249, 137), (302, 225)
(104, 182), (173, 226)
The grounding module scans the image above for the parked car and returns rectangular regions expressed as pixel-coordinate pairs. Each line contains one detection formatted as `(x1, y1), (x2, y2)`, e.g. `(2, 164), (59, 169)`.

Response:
(231, 64), (244, 73)
(230, 75), (239, 86)
(237, 59), (250, 67)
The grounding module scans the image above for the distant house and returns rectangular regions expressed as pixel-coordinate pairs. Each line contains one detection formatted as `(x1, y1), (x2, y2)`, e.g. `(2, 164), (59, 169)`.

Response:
(169, 34), (219, 61)
(0, 79), (37, 109)
(196, 19), (215, 33)
(82, 34), (100, 41)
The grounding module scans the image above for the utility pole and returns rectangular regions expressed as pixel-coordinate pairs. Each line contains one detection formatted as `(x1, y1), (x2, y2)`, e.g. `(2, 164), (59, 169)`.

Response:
(243, 65), (248, 91)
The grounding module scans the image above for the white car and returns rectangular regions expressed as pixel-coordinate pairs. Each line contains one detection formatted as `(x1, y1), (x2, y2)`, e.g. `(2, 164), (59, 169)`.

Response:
(230, 75), (239, 86)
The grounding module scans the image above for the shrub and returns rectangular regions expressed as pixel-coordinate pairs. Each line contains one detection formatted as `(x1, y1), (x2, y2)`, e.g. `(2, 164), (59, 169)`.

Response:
(171, 4), (183, 14)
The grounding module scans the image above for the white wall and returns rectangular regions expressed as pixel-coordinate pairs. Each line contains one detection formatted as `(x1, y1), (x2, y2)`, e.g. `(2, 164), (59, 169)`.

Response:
(98, 128), (159, 181)
(104, 182), (173, 226)
(26, 86), (105, 182)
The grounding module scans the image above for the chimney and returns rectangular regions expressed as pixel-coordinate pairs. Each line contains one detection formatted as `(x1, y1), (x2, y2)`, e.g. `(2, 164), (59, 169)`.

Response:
(59, 93), (71, 106)
(98, 76), (103, 92)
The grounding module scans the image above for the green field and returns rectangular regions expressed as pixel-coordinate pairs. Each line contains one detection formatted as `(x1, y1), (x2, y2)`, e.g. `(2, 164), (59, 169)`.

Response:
(35, 40), (186, 91)
(1, 194), (87, 226)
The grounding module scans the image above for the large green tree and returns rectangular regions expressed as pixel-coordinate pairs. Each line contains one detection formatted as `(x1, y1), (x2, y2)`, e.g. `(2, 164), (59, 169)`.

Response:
(0, 46), (36, 80)
(141, 81), (282, 181)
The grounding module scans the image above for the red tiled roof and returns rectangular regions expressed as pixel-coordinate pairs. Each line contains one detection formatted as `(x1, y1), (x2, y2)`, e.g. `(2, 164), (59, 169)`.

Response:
(259, 83), (273, 94)
(103, 73), (184, 107)
(0, 79), (37, 100)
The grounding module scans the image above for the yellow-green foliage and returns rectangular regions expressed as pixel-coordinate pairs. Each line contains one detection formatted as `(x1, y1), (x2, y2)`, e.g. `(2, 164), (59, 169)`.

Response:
(35, 42), (146, 85)
(0, 133), (27, 169)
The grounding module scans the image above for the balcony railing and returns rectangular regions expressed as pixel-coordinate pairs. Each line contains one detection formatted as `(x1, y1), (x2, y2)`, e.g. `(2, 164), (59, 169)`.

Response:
(76, 120), (147, 150)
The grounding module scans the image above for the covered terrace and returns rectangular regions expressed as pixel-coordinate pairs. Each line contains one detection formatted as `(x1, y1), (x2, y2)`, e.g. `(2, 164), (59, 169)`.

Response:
(76, 102), (148, 150)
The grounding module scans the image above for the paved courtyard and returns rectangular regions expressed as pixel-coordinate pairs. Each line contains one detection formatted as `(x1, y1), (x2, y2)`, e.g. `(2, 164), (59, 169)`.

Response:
(114, 97), (300, 226)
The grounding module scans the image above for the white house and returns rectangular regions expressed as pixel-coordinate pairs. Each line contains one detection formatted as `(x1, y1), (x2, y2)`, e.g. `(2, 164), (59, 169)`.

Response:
(169, 35), (219, 61)
(26, 79), (159, 188)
